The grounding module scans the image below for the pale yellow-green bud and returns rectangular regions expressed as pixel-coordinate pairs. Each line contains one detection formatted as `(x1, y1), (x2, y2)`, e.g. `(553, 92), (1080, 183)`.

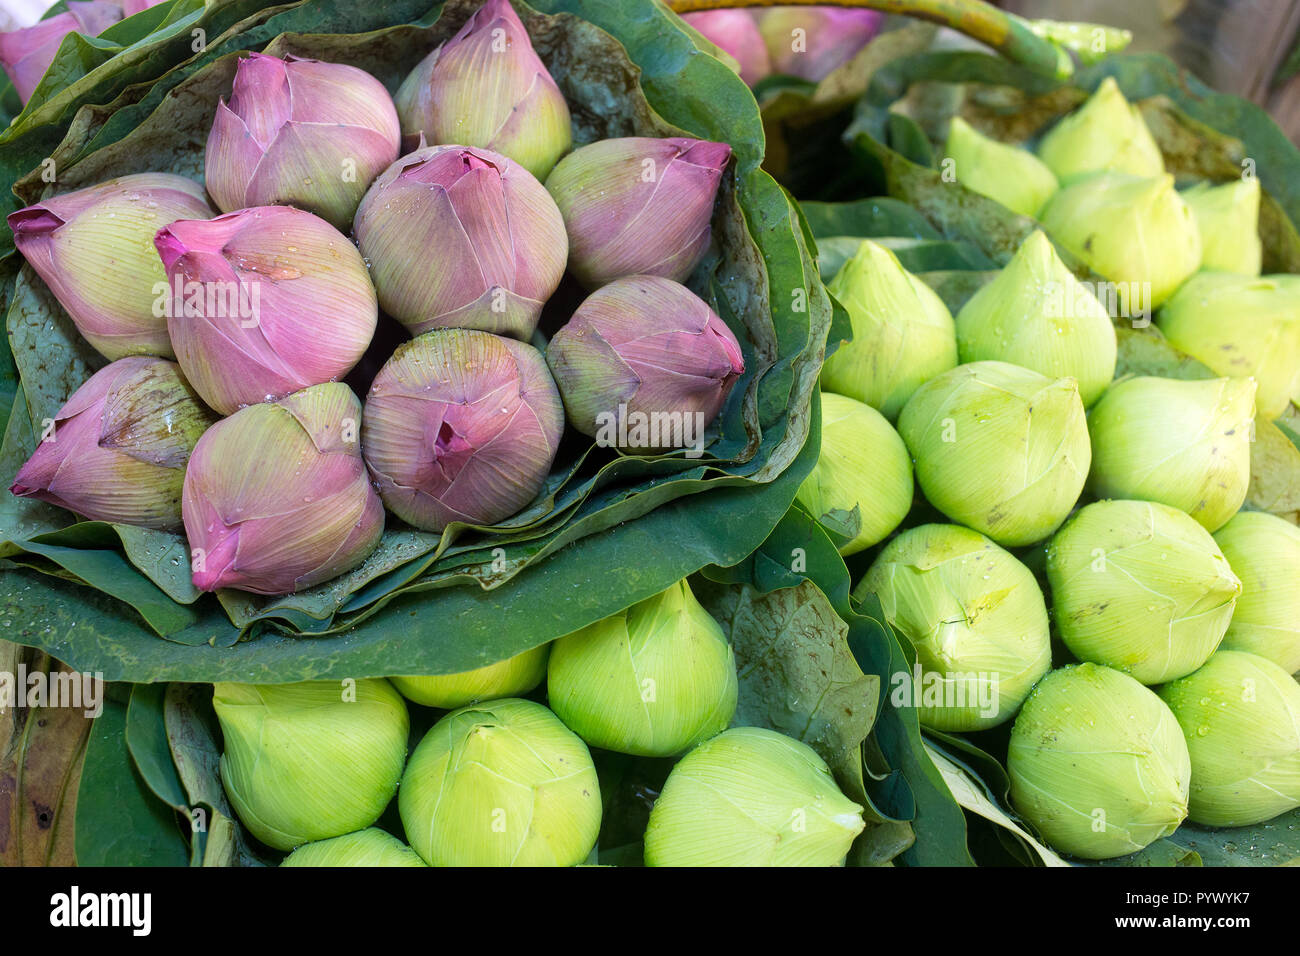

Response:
(1159, 651), (1300, 827)
(955, 230), (1117, 407)
(944, 116), (1058, 217)
(796, 392), (913, 555)
(820, 239), (958, 421)
(1009, 663), (1190, 860)
(1037, 77), (1165, 184)
(1086, 376), (1256, 532)
(213, 680), (409, 851)
(1181, 177), (1262, 276)
(897, 360), (1090, 546)
(390, 644), (550, 710)
(1213, 511), (1300, 674)
(1157, 272), (1300, 420)
(399, 698), (601, 866)
(857, 523), (1051, 731)
(643, 727), (865, 866)
(1047, 499), (1240, 684)
(280, 828), (427, 867)
(1040, 172), (1201, 308)
(548, 579), (737, 757)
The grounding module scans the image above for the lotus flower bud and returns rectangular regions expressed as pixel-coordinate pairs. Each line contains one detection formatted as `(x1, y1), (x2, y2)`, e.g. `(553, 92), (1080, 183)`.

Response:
(155, 205), (377, 415)
(0, 2), (122, 103)
(1157, 272), (1300, 420)
(955, 230), (1117, 407)
(757, 6), (883, 83)
(1048, 500), (1240, 685)
(1086, 376), (1255, 532)
(1159, 651), (1300, 827)
(545, 137), (731, 289)
(1009, 663), (1190, 860)
(213, 680), (409, 851)
(204, 53), (400, 230)
(362, 330), (562, 532)
(545, 276), (744, 453)
(1182, 178), (1262, 276)
(1037, 77), (1165, 184)
(281, 828), (427, 867)
(1213, 512), (1300, 674)
(856, 524), (1051, 731)
(644, 727), (865, 866)
(681, 10), (771, 86)
(897, 361), (1090, 546)
(819, 240), (958, 421)
(1040, 173), (1201, 308)
(796, 392), (912, 555)
(391, 644), (549, 709)
(943, 117), (1058, 218)
(10, 356), (215, 531)
(394, 0), (571, 181)
(9, 173), (213, 360)
(355, 145), (566, 340)
(183, 383), (384, 594)
(548, 579), (738, 757)
(399, 698), (601, 866)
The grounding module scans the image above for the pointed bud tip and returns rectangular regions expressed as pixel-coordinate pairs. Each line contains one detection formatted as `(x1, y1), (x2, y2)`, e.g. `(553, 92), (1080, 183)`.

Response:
(8, 206), (64, 239)
(680, 139), (731, 171)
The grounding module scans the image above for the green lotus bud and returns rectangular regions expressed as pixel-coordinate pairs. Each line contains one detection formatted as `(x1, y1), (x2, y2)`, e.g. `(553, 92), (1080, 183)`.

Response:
(1086, 376), (1255, 532)
(390, 644), (550, 709)
(820, 239), (958, 420)
(1159, 650), (1300, 827)
(897, 361), (1089, 546)
(643, 727), (865, 866)
(1037, 77), (1165, 184)
(280, 828), (426, 867)
(1040, 173), (1201, 308)
(1009, 663), (1190, 860)
(399, 698), (600, 866)
(1157, 272), (1300, 420)
(548, 579), (737, 757)
(1182, 177), (1261, 276)
(795, 392), (912, 555)
(213, 680), (409, 851)
(1047, 500), (1240, 684)
(955, 231), (1117, 407)
(1213, 511), (1300, 674)
(856, 523), (1051, 731)
(944, 116), (1058, 217)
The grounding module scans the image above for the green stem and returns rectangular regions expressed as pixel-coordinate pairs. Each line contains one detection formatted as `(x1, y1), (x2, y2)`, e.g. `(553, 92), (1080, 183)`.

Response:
(665, 0), (1132, 79)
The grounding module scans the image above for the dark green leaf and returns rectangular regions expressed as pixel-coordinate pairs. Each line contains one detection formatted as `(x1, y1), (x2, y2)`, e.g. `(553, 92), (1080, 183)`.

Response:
(75, 689), (189, 866)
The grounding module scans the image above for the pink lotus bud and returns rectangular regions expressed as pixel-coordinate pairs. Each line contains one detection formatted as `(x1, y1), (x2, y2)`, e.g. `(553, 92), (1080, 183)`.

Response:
(8, 173), (213, 361)
(544, 137), (731, 289)
(394, 0), (571, 181)
(204, 53), (400, 230)
(0, 2), (122, 103)
(183, 382), (384, 595)
(681, 10), (771, 86)
(155, 205), (378, 416)
(10, 356), (216, 531)
(546, 275), (745, 452)
(354, 145), (566, 341)
(759, 6), (884, 83)
(362, 329), (563, 532)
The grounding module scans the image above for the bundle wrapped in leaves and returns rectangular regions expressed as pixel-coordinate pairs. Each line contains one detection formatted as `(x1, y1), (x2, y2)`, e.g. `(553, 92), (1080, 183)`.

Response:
(0, 0), (831, 686)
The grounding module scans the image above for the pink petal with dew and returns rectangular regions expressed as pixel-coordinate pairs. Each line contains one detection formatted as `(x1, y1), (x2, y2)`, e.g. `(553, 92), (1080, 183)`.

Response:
(229, 53), (293, 148)
(204, 100), (264, 213)
(282, 56), (400, 146)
